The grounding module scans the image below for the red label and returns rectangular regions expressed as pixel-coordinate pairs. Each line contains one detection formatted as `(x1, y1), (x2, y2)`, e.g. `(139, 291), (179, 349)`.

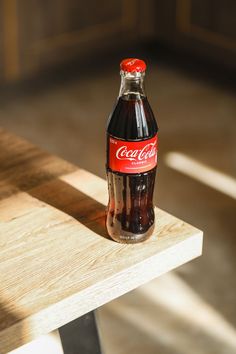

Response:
(108, 134), (158, 174)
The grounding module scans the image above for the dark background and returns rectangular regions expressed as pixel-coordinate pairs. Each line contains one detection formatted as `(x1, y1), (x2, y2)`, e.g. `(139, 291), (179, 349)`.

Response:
(0, 0), (236, 84)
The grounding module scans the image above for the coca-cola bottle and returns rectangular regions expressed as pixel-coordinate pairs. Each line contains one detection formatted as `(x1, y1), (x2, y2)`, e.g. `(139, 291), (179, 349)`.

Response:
(106, 58), (158, 243)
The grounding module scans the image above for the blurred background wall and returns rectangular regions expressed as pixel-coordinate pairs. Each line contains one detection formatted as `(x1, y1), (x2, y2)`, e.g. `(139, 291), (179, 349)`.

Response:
(0, 1), (236, 354)
(0, 0), (236, 84)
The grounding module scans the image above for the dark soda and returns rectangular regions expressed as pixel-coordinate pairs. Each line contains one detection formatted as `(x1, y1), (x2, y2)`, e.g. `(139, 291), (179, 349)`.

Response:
(106, 58), (158, 243)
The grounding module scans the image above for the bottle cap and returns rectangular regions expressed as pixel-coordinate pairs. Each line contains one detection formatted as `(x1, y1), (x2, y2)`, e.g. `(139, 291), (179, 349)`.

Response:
(120, 58), (146, 73)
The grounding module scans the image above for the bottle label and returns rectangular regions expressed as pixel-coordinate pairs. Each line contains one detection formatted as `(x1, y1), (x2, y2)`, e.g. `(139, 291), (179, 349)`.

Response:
(108, 134), (158, 174)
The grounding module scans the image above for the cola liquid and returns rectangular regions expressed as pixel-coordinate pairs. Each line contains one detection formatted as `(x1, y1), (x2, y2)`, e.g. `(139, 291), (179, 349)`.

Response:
(106, 58), (158, 243)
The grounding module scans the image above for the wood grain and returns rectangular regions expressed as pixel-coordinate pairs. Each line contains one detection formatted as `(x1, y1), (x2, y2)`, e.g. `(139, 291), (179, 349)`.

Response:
(0, 128), (203, 353)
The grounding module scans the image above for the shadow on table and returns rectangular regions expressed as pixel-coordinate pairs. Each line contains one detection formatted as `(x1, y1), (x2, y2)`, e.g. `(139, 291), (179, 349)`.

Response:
(0, 301), (24, 353)
(29, 178), (110, 240)
(0, 129), (75, 202)
(0, 132), (109, 239)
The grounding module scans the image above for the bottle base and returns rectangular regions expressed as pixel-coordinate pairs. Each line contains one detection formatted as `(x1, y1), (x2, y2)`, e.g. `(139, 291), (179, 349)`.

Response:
(107, 224), (155, 244)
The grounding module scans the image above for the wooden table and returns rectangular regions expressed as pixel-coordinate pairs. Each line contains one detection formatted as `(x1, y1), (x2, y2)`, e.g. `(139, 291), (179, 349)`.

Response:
(0, 129), (203, 353)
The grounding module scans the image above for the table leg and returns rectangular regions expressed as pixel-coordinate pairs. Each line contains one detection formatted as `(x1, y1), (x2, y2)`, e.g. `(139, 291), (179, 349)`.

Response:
(59, 311), (102, 354)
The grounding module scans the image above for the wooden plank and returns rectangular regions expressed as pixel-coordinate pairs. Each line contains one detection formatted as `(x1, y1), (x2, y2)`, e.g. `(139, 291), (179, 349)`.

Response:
(0, 128), (203, 353)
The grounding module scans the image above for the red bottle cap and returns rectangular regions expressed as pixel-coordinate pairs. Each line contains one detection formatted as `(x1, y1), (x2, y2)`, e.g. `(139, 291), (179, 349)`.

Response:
(120, 58), (146, 73)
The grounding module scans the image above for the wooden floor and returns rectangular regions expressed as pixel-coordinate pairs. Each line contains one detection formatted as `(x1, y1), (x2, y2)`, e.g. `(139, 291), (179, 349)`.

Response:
(0, 56), (235, 354)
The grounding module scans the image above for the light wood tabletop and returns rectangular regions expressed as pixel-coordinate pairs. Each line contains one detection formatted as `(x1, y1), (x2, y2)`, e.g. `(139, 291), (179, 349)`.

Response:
(0, 128), (203, 353)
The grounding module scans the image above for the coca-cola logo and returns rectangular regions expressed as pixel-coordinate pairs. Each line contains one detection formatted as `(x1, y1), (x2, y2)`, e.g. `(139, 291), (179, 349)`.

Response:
(116, 142), (156, 161)
(109, 135), (158, 173)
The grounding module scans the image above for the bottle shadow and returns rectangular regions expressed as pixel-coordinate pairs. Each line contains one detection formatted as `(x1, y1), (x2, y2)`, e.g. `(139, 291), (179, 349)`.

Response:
(29, 178), (110, 240)
(0, 131), (109, 240)
(0, 302), (23, 353)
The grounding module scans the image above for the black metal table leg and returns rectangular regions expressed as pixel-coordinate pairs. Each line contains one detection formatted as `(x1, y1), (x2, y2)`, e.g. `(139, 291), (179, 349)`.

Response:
(59, 311), (102, 354)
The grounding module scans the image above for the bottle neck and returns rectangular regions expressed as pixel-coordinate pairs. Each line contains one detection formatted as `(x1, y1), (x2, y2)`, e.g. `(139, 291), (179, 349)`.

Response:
(119, 71), (146, 99)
